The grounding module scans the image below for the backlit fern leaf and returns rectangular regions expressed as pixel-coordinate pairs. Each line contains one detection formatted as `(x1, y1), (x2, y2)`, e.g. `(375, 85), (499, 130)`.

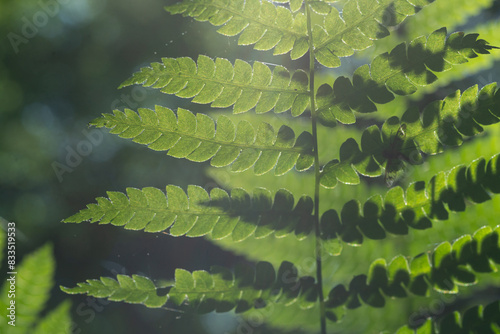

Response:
(120, 56), (309, 115)
(325, 225), (500, 317)
(63, 186), (314, 241)
(317, 28), (498, 125)
(0, 244), (55, 331)
(62, 261), (318, 313)
(320, 153), (500, 246)
(312, 0), (435, 68)
(91, 106), (314, 175)
(320, 83), (500, 187)
(166, 0), (309, 59)
(168, 261), (318, 312)
(61, 274), (167, 308)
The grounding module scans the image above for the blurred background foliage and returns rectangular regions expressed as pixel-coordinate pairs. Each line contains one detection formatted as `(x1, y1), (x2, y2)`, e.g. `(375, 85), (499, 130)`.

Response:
(0, 0), (499, 333)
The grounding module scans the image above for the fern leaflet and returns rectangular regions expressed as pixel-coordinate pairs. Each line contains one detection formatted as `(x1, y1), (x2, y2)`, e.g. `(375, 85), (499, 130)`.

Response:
(63, 186), (314, 241)
(120, 56), (310, 115)
(320, 153), (500, 246)
(166, 0), (309, 58)
(325, 225), (500, 318)
(61, 274), (167, 308)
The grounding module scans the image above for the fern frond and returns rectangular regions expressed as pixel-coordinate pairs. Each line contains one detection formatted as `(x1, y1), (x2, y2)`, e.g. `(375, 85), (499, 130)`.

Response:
(320, 83), (500, 187)
(61, 274), (167, 308)
(91, 106), (314, 174)
(61, 261), (319, 314)
(120, 56), (310, 115)
(320, 153), (500, 247)
(312, 0), (435, 68)
(317, 28), (498, 125)
(63, 185), (314, 241)
(325, 225), (500, 320)
(166, 0), (309, 59)
(396, 299), (500, 334)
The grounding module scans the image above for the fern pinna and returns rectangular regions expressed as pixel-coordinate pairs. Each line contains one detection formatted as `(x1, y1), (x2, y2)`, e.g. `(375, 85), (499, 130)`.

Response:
(61, 0), (500, 333)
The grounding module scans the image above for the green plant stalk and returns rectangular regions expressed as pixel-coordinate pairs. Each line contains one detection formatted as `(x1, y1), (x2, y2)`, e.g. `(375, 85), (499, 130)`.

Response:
(306, 2), (326, 333)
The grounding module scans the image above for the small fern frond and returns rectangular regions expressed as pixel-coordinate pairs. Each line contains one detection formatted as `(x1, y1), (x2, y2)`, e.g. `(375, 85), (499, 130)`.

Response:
(320, 153), (500, 246)
(320, 83), (500, 187)
(325, 225), (500, 319)
(91, 106), (314, 175)
(166, 0), (309, 59)
(312, 0), (435, 68)
(61, 261), (319, 313)
(61, 274), (168, 308)
(120, 56), (310, 115)
(396, 299), (500, 333)
(63, 185), (314, 241)
(317, 28), (498, 125)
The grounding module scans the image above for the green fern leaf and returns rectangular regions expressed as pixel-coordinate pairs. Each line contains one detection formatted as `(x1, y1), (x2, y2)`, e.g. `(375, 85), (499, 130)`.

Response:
(325, 225), (500, 319)
(61, 261), (322, 315)
(166, 0), (309, 58)
(120, 56), (310, 115)
(320, 83), (500, 187)
(387, 0), (493, 45)
(317, 28), (498, 125)
(312, 0), (435, 68)
(168, 261), (319, 313)
(91, 106), (314, 174)
(33, 300), (72, 334)
(320, 153), (500, 247)
(0, 244), (54, 330)
(61, 274), (167, 308)
(411, 20), (500, 98)
(63, 186), (314, 241)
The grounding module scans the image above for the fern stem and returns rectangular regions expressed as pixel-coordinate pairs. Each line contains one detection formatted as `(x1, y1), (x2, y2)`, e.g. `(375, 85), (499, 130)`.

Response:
(305, 2), (327, 333)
